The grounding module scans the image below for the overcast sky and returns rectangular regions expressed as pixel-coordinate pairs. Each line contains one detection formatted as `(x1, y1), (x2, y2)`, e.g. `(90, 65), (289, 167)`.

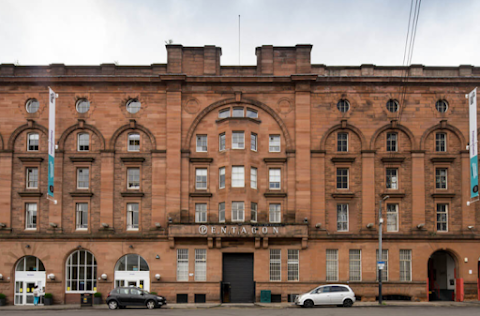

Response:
(1, 0), (479, 67)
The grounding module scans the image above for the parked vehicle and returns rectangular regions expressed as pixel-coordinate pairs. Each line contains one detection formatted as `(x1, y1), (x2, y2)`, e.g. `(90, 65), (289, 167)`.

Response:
(295, 284), (355, 307)
(106, 287), (166, 310)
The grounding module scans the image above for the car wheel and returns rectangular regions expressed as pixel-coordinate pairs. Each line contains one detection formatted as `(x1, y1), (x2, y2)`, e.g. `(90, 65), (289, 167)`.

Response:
(146, 300), (156, 309)
(108, 300), (118, 310)
(343, 299), (353, 307)
(303, 299), (314, 308)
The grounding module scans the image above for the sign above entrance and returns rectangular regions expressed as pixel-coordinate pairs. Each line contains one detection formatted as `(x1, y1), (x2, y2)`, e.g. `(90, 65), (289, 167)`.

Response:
(168, 224), (308, 238)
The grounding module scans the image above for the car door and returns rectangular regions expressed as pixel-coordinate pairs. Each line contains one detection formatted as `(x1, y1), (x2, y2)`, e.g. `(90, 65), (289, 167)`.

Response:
(330, 286), (345, 304)
(312, 286), (331, 305)
(117, 288), (130, 305)
(129, 288), (144, 306)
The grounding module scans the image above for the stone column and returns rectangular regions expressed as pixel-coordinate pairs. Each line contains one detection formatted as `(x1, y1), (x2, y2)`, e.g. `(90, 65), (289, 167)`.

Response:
(411, 151), (426, 228)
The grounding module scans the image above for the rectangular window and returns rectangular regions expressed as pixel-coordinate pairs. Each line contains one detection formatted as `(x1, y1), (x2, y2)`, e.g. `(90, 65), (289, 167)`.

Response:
(195, 249), (207, 281)
(25, 203), (37, 229)
(269, 203), (281, 223)
(349, 250), (361, 281)
(232, 132), (245, 149)
(177, 249), (189, 281)
(386, 168), (398, 189)
(251, 202), (257, 222)
(436, 133), (447, 152)
(376, 250), (388, 281)
(27, 133), (39, 151)
(437, 204), (448, 232)
(232, 202), (244, 222)
(127, 168), (140, 189)
(196, 135), (207, 152)
(76, 202), (88, 230)
(77, 168), (89, 189)
(326, 249), (338, 281)
(128, 133), (140, 151)
(270, 249), (281, 281)
(436, 168), (447, 189)
(336, 168), (349, 189)
(287, 249), (299, 281)
(269, 169), (281, 190)
(337, 204), (349, 232)
(219, 133), (226, 151)
(386, 133), (398, 152)
(126, 203), (139, 230)
(251, 167), (257, 189)
(269, 135), (281, 152)
(77, 133), (90, 151)
(232, 166), (244, 187)
(251, 133), (257, 151)
(219, 202), (225, 223)
(232, 107), (244, 117)
(26, 168), (38, 189)
(386, 204), (399, 232)
(195, 203), (207, 223)
(219, 167), (225, 189)
(337, 132), (348, 152)
(195, 169), (207, 190)
(219, 109), (230, 118)
(246, 108), (258, 118)
(400, 249), (412, 282)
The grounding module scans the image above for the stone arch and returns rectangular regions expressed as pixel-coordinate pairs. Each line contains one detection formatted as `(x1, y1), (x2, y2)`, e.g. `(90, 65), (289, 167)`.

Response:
(428, 247), (462, 279)
(109, 120), (156, 150)
(58, 120), (105, 151)
(370, 122), (417, 151)
(7, 120), (48, 151)
(183, 98), (294, 151)
(420, 122), (466, 150)
(319, 121), (367, 151)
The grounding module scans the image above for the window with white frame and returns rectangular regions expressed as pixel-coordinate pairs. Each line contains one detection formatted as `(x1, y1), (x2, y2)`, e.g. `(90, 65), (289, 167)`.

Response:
(269, 203), (281, 223)
(232, 202), (244, 222)
(126, 203), (139, 230)
(128, 133), (140, 151)
(77, 133), (90, 151)
(232, 107), (244, 117)
(77, 168), (89, 189)
(436, 204), (448, 232)
(26, 167), (38, 189)
(66, 250), (97, 292)
(326, 249), (338, 281)
(195, 249), (207, 281)
(195, 203), (207, 223)
(219, 202), (225, 223)
(269, 135), (280, 152)
(386, 203), (398, 232)
(76, 203), (88, 230)
(337, 132), (348, 152)
(246, 108), (258, 118)
(251, 167), (257, 189)
(436, 168), (447, 189)
(232, 166), (244, 187)
(270, 249), (281, 281)
(177, 249), (189, 281)
(336, 168), (349, 189)
(251, 133), (257, 151)
(386, 133), (397, 152)
(219, 133), (226, 151)
(219, 167), (225, 189)
(436, 133), (446, 152)
(27, 133), (39, 151)
(196, 135), (207, 152)
(127, 168), (140, 189)
(232, 132), (245, 149)
(25, 203), (37, 229)
(386, 168), (398, 189)
(376, 250), (388, 281)
(287, 249), (299, 281)
(337, 204), (348, 232)
(196, 169), (207, 190)
(251, 202), (257, 222)
(219, 108), (230, 118)
(400, 249), (412, 281)
(269, 169), (281, 190)
(349, 249), (361, 281)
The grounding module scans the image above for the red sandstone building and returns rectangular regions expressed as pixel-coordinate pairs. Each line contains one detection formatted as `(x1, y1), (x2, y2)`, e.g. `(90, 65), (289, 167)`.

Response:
(0, 44), (479, 305)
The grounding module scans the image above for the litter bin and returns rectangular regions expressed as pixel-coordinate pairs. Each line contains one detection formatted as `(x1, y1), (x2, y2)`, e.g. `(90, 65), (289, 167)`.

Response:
(80, 293), (93, 307)
(260, 290), (271, 303)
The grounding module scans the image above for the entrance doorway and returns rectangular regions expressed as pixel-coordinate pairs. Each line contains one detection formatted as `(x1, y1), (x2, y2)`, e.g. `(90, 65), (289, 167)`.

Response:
(428, 250), (456, 301)
(222, 253), (254, 303)
(14, 256), (46, 305)
(114, 254), (150, 291)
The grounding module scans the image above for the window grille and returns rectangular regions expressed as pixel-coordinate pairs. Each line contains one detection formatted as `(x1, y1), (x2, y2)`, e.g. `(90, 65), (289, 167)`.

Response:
(195, 249), (207, 281)
(177, 249), (189, 281)
(326, 249), (338, 281)
(399, 250), (412, 281)
(270, 249), (281, 281)
(349, 250), (361, 281)
(287, 250), (299, 281)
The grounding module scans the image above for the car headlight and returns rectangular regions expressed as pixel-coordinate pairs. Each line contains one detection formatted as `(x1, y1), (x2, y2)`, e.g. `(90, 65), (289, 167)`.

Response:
(157, 296), (164, 300)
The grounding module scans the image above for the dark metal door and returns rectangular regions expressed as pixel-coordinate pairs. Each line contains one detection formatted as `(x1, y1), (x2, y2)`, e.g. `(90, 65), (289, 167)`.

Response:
(222, 253), (254, 303)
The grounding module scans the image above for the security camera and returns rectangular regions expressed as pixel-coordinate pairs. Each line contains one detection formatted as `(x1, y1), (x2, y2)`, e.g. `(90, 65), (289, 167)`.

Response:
(0, 223), (6, 228)
(417, 223), (425, 229)
(155, 222), (162, 228)
(468, 226), (474, 230)
(315, 223), (321, 229)
(101, 223), (109, 228)
(49, 222), (57, 228)
(366, 223), (374, 229)
(304, 218), (309, 224)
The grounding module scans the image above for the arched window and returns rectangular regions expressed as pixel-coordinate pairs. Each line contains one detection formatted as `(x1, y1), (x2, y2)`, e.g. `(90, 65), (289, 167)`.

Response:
(66, 250), (97, 292)
(16, 256), (45, 272)
(115, 254), (149, 271)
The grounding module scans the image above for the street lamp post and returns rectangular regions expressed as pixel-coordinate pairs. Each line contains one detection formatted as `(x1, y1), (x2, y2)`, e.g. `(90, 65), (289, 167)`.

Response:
(378, 195), (389, 305)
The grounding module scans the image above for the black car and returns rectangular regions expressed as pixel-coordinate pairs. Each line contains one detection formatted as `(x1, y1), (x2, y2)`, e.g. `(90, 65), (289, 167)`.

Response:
(106, 287), (167, 309)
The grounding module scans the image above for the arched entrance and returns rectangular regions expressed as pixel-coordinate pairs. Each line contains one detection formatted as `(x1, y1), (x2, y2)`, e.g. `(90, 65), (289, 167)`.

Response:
(114, 254), (150, 291)
(428, 250), (457, 301)
(14, 256), (46, 305)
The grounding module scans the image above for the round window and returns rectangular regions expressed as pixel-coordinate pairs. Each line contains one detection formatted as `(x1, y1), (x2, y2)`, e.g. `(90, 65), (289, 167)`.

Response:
(76, 99), (90, 113)
(126, 99), (141, 114)
(386, 99), (399, 113)
(26, 99), (40, 113)
(435, 100), (448, 113)
(337, 99), (350, 113)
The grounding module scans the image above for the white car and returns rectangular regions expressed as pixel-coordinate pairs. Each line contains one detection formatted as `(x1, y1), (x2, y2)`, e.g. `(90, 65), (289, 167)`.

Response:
(295, 284), (355, 308)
